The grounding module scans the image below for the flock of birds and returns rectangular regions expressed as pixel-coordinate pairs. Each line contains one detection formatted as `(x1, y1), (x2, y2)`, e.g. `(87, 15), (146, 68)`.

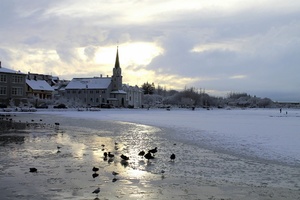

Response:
(89, 145), (176, 197)
(4, 117), (177, 198)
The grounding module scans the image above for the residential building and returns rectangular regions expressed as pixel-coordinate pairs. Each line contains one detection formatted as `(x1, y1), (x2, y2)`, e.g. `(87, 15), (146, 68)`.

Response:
(26, 79), (54, 106)
(0, 61), (27, 106)
(123, 84), (143, 108)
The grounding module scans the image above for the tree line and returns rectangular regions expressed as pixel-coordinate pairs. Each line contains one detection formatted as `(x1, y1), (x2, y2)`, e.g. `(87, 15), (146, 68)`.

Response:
(141, 82), (275, 108)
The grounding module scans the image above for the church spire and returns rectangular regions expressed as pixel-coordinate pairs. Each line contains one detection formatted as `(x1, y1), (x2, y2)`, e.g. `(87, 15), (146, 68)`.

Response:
(112, 46), (122, 91)
(114, 46), (120, 69)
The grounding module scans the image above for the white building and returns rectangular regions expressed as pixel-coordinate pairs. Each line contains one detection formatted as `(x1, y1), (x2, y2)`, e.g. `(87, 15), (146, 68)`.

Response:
(62, 47), (143, 108)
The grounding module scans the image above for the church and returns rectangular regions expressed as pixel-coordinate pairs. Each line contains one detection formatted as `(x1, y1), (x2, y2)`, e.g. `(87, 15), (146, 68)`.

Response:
(61, 47), (143, 108)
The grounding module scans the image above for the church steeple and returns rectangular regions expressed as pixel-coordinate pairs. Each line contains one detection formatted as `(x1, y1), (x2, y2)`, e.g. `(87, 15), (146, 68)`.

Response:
(112, 46), (122, 91)
(114, 46), (120, 69)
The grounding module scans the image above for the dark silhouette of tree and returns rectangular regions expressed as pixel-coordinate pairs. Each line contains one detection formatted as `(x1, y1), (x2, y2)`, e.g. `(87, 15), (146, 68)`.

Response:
(141, 82), (155, 94)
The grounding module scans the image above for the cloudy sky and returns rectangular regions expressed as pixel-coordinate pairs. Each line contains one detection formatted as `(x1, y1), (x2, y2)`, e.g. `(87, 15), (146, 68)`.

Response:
(0, 0), (299, 102)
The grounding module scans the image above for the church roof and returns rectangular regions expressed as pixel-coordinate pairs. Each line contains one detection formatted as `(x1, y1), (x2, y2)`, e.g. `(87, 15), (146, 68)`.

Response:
(65, 77), (111, 89)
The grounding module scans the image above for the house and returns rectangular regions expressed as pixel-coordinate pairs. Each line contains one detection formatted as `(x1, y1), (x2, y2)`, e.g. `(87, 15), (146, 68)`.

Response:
(63, 76), (111, 107)
(27, 72), (59, 86)
(26, 79), (54, 106)
(0, 61), (27, 106)
(123, 84), (143, 108)
(62, 47), (142, 108)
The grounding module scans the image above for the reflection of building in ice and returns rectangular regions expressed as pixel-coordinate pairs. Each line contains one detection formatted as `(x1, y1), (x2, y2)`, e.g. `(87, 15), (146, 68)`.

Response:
(61, 47), (143, 108)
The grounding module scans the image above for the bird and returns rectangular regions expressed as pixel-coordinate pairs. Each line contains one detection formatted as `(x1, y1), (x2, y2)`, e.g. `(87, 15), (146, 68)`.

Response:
(112, 177), (118, 182)
(170, 153), (176, 161)
(56, 146), (61, 153)
(112, 171), (119, 176)
(149, 147), (157, 155)
(120, 154), (129, 161)
(103, 152), (108, 157)
(108, 158), (114, 163)
(144, 151), (155, 161)
(138, 150), (145, 157)
(92, 173), (99, 178)
(92, 167), (99, 172)
(29, 168), (37, 173)
(92, 187), (100, 195)
(108, 152), (114, 158)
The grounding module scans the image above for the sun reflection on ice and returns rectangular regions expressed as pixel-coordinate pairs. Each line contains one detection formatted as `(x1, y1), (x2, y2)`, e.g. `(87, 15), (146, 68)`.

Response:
(127, 168), (148, 179)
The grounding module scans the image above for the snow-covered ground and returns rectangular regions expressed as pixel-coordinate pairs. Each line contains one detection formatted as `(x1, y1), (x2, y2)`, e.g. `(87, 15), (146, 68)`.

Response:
(37, 108), (300, 166)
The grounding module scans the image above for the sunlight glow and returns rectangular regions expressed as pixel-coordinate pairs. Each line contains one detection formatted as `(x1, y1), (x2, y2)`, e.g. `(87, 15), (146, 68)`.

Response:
(124, 70), (223, 92)
(192, 42), (241, 53)
(94, 42), (163, 66)
(127, 168), (149, 179)
(229, 75), (247, 79)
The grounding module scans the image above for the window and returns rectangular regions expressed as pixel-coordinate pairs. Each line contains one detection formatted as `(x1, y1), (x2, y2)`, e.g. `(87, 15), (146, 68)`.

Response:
(11, 87), (23, 96)
(90, 91), (93, 94)
(0, 87), (7, 95)
(102, 90), (105, 94)
(0, 74), (7, 82)
(12, 75), (23, 83)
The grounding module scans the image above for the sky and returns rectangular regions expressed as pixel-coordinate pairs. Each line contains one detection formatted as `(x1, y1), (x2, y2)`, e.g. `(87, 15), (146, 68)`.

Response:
(0, 0), (299, 102)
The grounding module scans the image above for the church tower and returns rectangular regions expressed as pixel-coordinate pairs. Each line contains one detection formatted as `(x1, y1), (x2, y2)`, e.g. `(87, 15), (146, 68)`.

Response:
(112, 47), (122, 91)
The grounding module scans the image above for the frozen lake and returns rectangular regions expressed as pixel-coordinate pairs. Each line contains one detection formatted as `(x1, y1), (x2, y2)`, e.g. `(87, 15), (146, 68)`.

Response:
(0, 108), (299, 199)
(40, 108), (300, 166)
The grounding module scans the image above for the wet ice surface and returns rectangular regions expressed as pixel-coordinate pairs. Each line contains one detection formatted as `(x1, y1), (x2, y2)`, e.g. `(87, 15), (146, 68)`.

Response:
(1, 113), (300, 200)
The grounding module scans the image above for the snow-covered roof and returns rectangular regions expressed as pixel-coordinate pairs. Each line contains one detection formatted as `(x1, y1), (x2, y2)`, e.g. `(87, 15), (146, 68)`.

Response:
(26, 79), (54, 91)
(123, 84), (142, 92)
(111, 90), (127, 94)
(52, 85), (59, 90)
(0, 67), (25, 74)
(65, 78), (111, 89)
